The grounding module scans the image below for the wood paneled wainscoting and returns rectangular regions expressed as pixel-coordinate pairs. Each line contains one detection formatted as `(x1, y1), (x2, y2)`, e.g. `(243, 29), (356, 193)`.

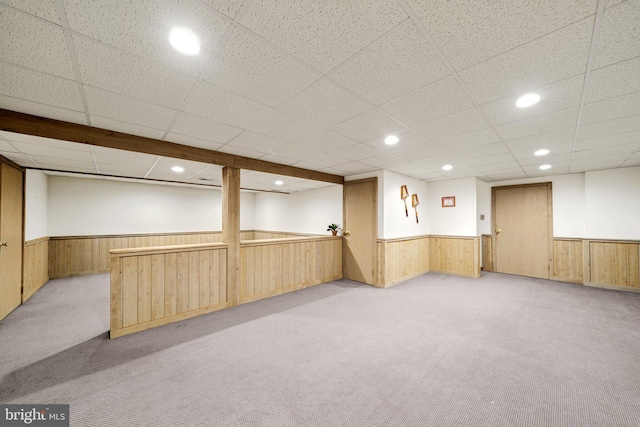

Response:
(553, 239), (583, 284)
(240, 236), (342, 303)
(429, 236), (481, 278)
(49, 230), (310, 279)
(587, 240), (639, 291)
(376, 236), (429, 288)
(23, 237), (50, 302)
(110, 243), (228, 338)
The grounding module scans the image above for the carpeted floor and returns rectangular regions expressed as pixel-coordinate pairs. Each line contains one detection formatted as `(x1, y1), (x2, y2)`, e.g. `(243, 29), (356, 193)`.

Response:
(1, 272), (640, 426)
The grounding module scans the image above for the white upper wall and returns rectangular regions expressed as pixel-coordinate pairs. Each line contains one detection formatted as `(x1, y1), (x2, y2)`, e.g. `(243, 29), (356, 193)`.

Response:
(585, 167), (640, 240)
(47, 176), (256, 236)
(25, 169), (48, 241)
(476, 179), (492, 235)
(382, 170), (428, 239)
(427, 177), (478, 236)
(253, 185), (343, 235)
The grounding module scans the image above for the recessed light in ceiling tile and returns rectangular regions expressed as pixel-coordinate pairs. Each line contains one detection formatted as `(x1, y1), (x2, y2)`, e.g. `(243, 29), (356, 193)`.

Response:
(534, 149), (550, 156)
(442, 164), (453, 171)
(539, 164), (551, 170)
(275, 180), (284, 185)
(384, 135), (399, 145)
(169, 27), (200, 56)
(515, 93), (540, 108)
(171, 166), (185, 172)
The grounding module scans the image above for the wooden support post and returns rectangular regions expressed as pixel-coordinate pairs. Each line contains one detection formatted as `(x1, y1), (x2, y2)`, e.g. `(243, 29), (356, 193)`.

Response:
(222, 167), (241, 306)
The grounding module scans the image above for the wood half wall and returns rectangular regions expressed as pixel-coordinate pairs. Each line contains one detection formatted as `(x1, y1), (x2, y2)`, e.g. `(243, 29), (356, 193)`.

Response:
(23, 237), (49, 302)
(240, 236), (342, 303)
(429, 236), (481, 279)
(110, 243), (228, 339)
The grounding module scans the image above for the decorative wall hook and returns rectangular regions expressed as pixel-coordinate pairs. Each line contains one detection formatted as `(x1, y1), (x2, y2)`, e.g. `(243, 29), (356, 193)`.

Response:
(400, 185), (409, 217)
(411, 193), (420, 223)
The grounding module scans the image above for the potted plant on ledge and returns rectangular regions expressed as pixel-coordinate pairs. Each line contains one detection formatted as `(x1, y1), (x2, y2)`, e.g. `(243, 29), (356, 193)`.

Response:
(327, 223), (340, 236)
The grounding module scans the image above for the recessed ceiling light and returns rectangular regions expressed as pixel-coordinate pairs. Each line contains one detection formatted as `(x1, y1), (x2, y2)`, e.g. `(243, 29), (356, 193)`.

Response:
(171, 166), (185, 172)
(442, 164), (453, 171)
(539, 164), (551, 170)
(384, 135), (399, 145)
(275, 180), (284, 186)
(534, 149), (550, 156)
(169, 27), (200, 56)
(516, 93), (541, 108)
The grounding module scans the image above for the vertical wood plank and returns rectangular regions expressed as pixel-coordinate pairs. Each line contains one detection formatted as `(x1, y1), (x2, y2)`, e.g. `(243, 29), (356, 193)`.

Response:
(137, 255), (152, 323)
(176, 252), (189, 314)
(121, 257), (138, 328)
(151, 254), (165, 320)
(164, 253), (177, 316)
(200, 250), (211, 308)
(110, 255), (123, 333)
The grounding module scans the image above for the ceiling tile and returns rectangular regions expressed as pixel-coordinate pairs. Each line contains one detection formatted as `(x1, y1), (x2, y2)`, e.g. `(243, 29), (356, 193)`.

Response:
(391, 143), (447, 160)
(593, 0), (640, 69)
(505, 128), (576, 158)
(459, 17), (593, 104)
(0, 137), (18, 153)
(0, 150), (37, 166)
(575, 130), (640, 151)
(296, 130), (359, 153)
(91, 146), (159, 168)
(64, 0), (229, 77)
(90, 116), (166, 140)
(495, 107), (579, 141)
(217, 144), (266, 159)
(271, 143), (322, 162)
(278, 78), (371, 128)
(359, 154), (405, 168)
(452, 143), (509, 161)
(1, 1), (61, 24)
(294, 153), (352, 169)
(258, 153), (300, 166)
(164, 133), (223, 151)
(519, 153), (572, 166)
(73, 35), (197, 109)
(95, 164), (149, 178)
(0, 95), (88, 125)
(169, 112), (242, 144)
(380, 76), (474, 127)
(200, 0), (245, 19)
(438, 128), (501, 151)
(331, 143), (384, 161)
(0, 8), (75, 79)
(586, 56), (640, 103)
(577, 114), (640, 140)
(621, 152), (640, 167)
(0, 62), (83, 110)
(11, 142), (92, 161)
(145, 157), (211, 181)
(406, 0), (596, 71)
(413, 108), (490, 142)
(203, 28), (321, 107)
(472, 160), (523, 171)
(573, 142), (640, 160)
(581, 91), (640, 125)
(482, 75), (584, 127)
(240, 0), (407, 73)
(226, 131), (290, 154)
(184, 81), (321, 142)
(85, 86), (177, 131)
(331, 162), (377, 174)
(412, 153), (470, 170)
(330, 109), (405, 142)
(328, 20), (450, 106)
(28, 155), (97, 172)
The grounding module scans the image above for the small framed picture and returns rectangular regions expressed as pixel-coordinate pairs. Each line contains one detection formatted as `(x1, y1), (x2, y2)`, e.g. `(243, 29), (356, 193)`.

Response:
(442, 196), (455, 207)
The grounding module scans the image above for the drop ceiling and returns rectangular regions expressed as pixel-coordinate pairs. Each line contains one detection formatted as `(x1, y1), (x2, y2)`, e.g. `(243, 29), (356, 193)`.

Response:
(0, 0), (639, 192)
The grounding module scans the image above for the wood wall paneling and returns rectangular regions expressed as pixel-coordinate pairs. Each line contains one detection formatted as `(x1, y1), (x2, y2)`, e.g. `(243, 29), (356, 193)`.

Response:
(482, 235), (493, 272)
(429, 236), (480, 278)
(376, 237), (429, 288)
(110, 244), (229, 338)
(589, 241), (640, 290)
(552, 239), (583, 284)
(22, 237), (49, 302)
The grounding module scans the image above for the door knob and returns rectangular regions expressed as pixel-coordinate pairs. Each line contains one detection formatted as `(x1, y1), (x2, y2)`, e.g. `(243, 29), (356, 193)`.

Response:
(0, 242), (7, 247)
(343, 231), (350, 237)
(495, 229), (501, 234)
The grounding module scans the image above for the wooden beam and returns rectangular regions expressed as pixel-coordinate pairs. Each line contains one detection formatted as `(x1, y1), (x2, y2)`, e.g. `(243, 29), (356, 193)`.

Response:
(0, 109), (344, 185)
(222, 167), (241, 306)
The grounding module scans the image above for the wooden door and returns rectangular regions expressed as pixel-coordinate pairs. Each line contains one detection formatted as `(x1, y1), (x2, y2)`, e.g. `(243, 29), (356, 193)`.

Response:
(0, 160), (24, 321)
(343, 178), (377, 285)
(493, 184), (552, 279)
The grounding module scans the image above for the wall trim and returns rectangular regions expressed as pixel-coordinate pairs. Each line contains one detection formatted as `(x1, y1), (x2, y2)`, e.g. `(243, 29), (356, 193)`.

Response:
(25, 236), (50, 246)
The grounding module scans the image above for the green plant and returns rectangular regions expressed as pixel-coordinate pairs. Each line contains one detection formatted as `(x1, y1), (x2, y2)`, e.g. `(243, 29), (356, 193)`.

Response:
(327, 223), (340, 231)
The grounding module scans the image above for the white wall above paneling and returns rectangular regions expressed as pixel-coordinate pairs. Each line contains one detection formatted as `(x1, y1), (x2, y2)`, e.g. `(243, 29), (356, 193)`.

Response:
(24, 169), (48, 241)
(427, 178), (478, 237)
(381, 170), (429, 239)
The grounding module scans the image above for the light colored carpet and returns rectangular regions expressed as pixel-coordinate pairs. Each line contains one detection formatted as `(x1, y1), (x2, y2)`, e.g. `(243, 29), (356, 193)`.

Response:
(1, 272), (640, 426)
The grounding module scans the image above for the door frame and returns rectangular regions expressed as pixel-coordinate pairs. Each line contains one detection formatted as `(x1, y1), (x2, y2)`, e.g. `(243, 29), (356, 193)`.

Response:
(491, 182), (553, 279)
(342, 177), (378, 285)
